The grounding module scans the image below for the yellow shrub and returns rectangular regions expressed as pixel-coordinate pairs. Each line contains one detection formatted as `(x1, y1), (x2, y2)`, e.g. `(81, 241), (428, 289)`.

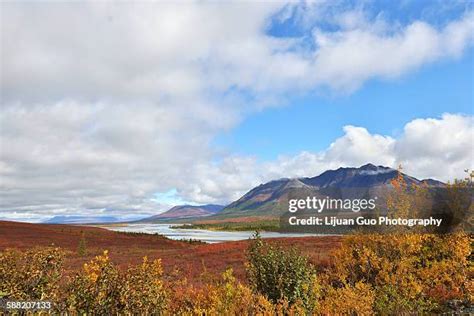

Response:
(319, 281), (375, 315)
(0, 247), (64, 302)
(326, 232), (471, 314)
(64, 251), (167, 314)
(168, 268), (276, 315)
(65, 250), (121, 314)
(119, 256), (167, 314)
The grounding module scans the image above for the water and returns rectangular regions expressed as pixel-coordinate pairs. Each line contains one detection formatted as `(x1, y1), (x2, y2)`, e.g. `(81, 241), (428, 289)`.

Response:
(102, 223), (321, 243)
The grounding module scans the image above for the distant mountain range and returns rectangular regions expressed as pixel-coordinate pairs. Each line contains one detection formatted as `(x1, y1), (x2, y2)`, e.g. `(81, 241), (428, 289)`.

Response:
(45, 164), (446, 224)
(216, 163), (444, 218)
(136, 204), (224, 223)
(138, 164), (445, 223)
(44, 215), (121, 224)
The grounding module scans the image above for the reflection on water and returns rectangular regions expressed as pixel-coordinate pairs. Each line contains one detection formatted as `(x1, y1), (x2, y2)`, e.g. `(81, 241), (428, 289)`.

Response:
(102, 224), (321, 243)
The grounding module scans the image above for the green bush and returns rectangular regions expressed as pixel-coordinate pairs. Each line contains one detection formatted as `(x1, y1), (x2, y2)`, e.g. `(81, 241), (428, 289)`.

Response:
(246, 232), (319, 312)
(77, 231), (87, 256)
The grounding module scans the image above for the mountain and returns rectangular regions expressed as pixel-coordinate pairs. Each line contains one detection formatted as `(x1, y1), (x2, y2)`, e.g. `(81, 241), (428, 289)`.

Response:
(217, 164), (444, 218)
(137, 204), (225, 223)
(43, 215), (120, 224)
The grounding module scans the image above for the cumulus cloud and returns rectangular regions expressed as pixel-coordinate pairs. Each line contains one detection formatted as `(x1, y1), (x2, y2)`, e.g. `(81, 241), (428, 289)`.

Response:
(395, 114), (474, 180)
(278, 114), (474, 182)
(176, 114), (473, 206)
(0, 1), (473, 221)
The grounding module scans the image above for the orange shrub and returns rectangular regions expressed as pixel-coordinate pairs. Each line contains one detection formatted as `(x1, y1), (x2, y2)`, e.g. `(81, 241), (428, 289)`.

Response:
(326, 232), (471, 314)
(319, 281), (374, 315)
(64, 250), (167, 314)
(168, 268), (276, 315)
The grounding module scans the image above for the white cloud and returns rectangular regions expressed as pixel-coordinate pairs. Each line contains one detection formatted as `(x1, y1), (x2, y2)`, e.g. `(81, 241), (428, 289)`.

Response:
(0, 100), (227, 215)
(177, 114), (473, 206)
(2, 3), (473, 101)
(323, 126), (396, 167)
(395, 113), (474, 180)
(311, 11), (474, 91)
(280, 114), (474, 183)
(0, 2), (473, 220)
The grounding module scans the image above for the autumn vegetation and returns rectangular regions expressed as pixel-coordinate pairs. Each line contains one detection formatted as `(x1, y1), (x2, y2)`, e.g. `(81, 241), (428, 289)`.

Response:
(0, 230), (471, 314)
(0, 172), (472, 314)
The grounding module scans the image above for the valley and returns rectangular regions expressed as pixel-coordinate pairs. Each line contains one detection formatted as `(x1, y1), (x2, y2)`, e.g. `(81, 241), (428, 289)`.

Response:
(0, 220), (341, 284)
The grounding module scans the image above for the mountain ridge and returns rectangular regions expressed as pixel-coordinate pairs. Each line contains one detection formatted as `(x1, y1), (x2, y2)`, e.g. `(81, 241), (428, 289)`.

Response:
(137, 204), (225, 223)
(216, 163), (444, 218)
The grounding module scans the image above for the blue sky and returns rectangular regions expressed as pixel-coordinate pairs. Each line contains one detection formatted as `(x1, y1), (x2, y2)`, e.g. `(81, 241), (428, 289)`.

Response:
(214, 0), (474, 161)
(216, 48), (473, 160)
(268, 0), (472, 35)
(1, 0), (473, 220)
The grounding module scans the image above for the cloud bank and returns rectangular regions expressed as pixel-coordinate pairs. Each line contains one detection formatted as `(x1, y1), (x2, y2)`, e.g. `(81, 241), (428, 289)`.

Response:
(181, 114), (474, 204)
(1, 1), (473, 220)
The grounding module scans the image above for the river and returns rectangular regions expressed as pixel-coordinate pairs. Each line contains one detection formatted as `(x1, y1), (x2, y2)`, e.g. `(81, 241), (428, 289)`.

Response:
(102, 223), (321, 243)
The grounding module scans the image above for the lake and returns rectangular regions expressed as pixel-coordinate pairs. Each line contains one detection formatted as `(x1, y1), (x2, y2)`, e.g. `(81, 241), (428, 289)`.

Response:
(102, 223), (321, 243)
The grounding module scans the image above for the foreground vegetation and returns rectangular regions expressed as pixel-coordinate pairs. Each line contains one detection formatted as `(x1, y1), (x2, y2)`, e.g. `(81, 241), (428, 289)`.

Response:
(0, 230), (472, 315)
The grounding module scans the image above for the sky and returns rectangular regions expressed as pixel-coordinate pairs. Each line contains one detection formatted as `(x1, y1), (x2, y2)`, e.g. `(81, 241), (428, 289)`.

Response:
(0, 0), (473, 222)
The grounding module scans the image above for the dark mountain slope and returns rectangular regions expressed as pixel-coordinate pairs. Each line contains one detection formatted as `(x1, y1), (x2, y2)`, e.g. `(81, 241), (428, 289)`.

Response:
(216, 164), (444, 218)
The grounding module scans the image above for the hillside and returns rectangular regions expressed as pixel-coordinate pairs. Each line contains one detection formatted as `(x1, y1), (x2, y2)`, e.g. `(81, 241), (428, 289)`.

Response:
(137, 204), (224, 223)
(215, 163), (444, 219)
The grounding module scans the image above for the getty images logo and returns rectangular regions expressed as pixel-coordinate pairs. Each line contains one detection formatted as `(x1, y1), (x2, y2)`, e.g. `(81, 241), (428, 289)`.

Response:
(288, 196), (377, 213)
